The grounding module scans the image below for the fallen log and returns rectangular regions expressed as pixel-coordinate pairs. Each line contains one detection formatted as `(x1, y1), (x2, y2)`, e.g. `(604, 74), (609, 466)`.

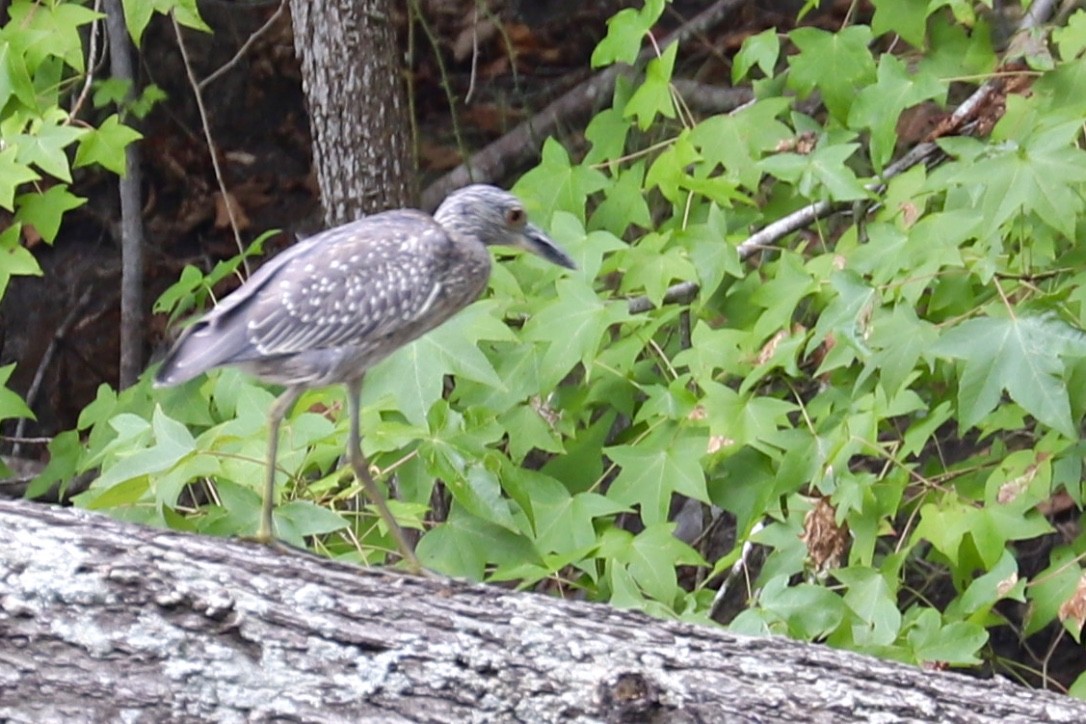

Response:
(0, 498), (1082, 723)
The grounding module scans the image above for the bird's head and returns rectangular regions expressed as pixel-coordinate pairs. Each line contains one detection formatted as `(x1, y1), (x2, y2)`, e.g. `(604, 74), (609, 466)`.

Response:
(435, 185), (576, 270)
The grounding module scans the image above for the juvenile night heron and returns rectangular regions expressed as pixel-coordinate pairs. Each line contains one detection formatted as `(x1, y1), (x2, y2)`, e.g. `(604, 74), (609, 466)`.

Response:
(155, 185), (575, 570)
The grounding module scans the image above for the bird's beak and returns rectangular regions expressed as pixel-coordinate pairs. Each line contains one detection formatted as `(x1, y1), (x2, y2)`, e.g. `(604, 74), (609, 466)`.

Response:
(517, 223), (577, 270)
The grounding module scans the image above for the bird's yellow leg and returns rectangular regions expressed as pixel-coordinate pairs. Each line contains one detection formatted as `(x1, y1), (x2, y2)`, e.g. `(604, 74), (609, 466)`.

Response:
(346, 377), (424, 573)
(256, 386), (304, 543)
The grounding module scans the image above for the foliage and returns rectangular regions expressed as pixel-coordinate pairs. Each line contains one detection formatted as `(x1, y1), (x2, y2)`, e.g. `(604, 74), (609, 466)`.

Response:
(33, 0), (1086, 692)
(0, 0), (195, 466)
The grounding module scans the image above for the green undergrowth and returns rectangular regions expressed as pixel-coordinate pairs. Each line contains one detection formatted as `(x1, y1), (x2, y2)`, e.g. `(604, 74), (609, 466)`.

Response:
(18, 0), (1086, 692)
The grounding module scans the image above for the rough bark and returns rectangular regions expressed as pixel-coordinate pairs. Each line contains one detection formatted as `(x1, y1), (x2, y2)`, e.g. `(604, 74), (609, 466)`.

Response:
(1, 500), (1084, 723)
(103, 0), (146, 388)
(289, 0), (413, 224)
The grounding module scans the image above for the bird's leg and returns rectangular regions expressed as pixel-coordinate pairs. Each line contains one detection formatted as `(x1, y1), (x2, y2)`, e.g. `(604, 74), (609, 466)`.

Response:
(346, 377), (423, 573)
(258, 385), (304, 543)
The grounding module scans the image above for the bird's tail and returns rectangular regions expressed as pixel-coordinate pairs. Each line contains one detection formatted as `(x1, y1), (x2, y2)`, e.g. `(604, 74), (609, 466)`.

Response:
(154, 316), (249, 387)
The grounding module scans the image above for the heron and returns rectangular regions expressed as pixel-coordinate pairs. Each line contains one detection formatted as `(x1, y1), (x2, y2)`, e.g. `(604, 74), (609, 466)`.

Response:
(155, 185), (576, 570)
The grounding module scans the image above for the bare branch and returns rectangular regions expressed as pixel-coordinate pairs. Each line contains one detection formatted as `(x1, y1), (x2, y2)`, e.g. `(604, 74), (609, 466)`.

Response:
(628, 280), (701, 314)
(172, 14), (249, 275)
(12, 288), (93, 455)
(198, 0), (289, 91)
(103, 0), (147, 389)
(69, 0), (104, 120)
(420, 0), (747, 210)
(734, 0), (1060, 255)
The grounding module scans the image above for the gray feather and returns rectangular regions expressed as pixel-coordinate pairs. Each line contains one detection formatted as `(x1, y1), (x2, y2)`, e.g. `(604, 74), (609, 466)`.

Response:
(155, 185), (574, 388)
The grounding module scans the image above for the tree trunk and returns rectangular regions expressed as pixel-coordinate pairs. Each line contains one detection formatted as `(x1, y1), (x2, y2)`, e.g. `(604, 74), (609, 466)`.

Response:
(1, 499), (1084, 723)
(289, 0), (413, 225)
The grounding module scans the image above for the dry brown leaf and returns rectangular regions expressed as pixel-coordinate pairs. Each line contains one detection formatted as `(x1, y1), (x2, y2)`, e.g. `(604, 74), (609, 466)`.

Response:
(996, 573), (1019, 598)
(706, 435), (733, 454)
(21, 224), (42, 248)
(1058, 573), (1086, 636)
(214, 191), (251, 232)
(757, 329), (789, 365)
(800, 496), (850, 573)
(418, 140), (463, 172)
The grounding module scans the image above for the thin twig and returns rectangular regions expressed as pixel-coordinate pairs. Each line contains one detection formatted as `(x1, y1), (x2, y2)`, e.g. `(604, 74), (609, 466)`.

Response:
(0, 435), (52, 446)
(735, 0), (1060, 254)
(199, 0), (289, 91)
(12, 288), (94, 456)
(421, 0), (747, 210)
(710, 519), (765, 620)
(69, 0), (104, 120)
(464, 1), (479, 104)
(737, 200), (835, 260)
(627, 280), (700, 314)
(172, 13), (249, 275)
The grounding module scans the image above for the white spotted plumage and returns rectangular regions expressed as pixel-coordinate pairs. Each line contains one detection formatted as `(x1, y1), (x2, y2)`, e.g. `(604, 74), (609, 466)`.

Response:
(156, 186), (575, 389)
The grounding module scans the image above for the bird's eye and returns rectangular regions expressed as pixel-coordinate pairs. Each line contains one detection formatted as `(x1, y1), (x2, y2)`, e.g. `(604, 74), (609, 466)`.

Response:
(505, 207), (526, 227)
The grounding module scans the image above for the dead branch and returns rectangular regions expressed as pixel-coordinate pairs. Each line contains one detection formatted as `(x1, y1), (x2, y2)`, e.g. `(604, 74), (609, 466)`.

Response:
(420, 0), (747, 210)
(2, 498), (1084, 723)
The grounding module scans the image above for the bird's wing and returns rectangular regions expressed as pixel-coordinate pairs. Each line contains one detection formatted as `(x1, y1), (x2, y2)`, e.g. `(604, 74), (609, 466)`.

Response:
(155, 211), (452, 385)
(242, 211), (451, 357)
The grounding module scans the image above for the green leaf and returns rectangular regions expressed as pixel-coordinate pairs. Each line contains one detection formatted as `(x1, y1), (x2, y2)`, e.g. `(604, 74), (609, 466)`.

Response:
(548, 212), (624, 283)
(73, 114), (142, 175)
(122, 0), (209, 46)
(590, 162), (652, 236)
(704, 383), (796, 448)
(907, 609), (987, 665)
(364, 301), (514, 425)
(515, 139), (608, 223)
(0, 43), (38, 112)
(837, 566), (902, 647)
(759, 141), (868, 201)
(690, 98), (792, 190)
(275, 501), (349, 543)
(812, 270), (877, 354)
(605, 432), (710, 526)
(15, 185), (86, 243)
(0, 147), (41, 210)
(931, 314), (1086, 437)
(625, 42), (678, 130)
(1024, 548), (1083, 636)
(941, 114), (1086, 239)
(12, 119), (86, 182)
(623, 523), (705, 603)
(522, 278), (629, 389)
(848, 54), (947, 169)
(444, 462), (519, 532)
(0, 224), (43, 299)
(871, 0), (930, 47)
(584, 107), (630, 166)
(530, 476), (626, 554)
(786, 26), (876, 123)
(26, 429), (82, 499)
(417, 506), (539, 580)
(957, 549), (1024, 616)
(1054, 9), (1086, 61)
(8, 1), (100, 72)
(122, 0), (156, 46)
(733, 28), (780, 83)
(84, 406), (195, 499)
(866, 303), (939, 396)
(760, 579), (848, 639)
(590, 0), (665, 67)
(0, 364), (34, 421)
